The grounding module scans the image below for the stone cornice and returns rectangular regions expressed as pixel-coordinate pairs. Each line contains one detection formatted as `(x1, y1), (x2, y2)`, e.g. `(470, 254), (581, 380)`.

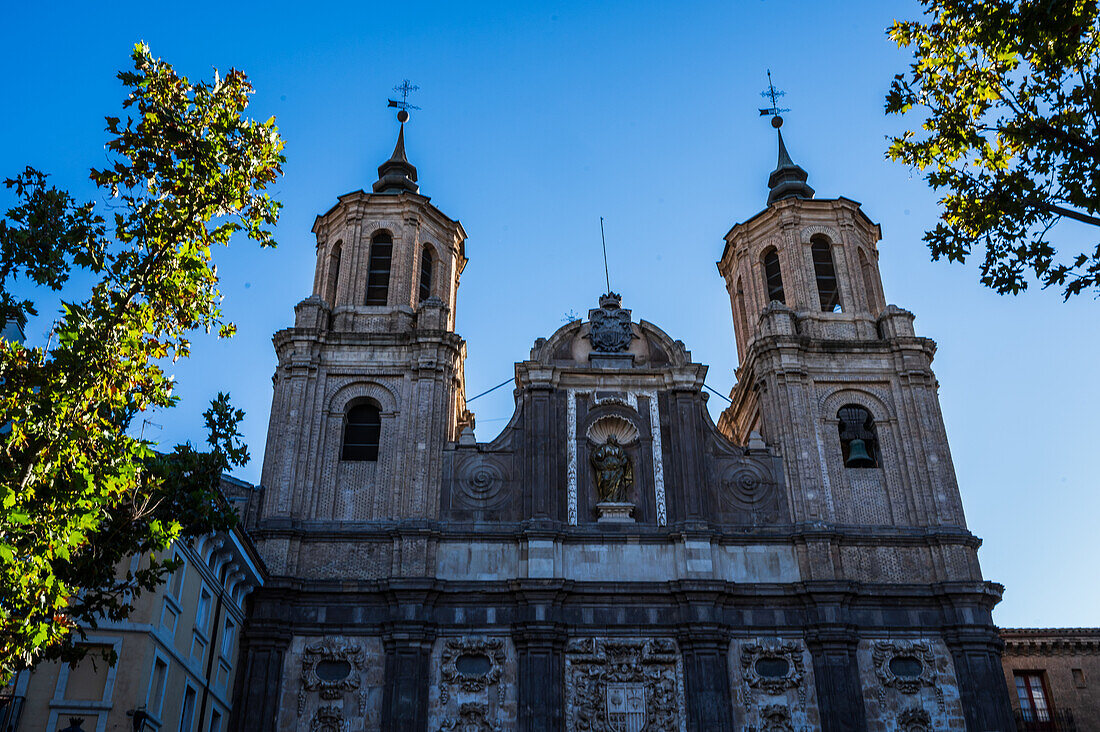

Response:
(999, 627), (1100, 656)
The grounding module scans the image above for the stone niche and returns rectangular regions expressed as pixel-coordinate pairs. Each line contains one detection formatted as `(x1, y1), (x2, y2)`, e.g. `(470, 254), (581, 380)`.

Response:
(277, 635), (385, 732)
(564, 637), (687, 732)
(427, 635), (517, 731)
(856, 638), (966, 731)
(730, 638), (821, 731)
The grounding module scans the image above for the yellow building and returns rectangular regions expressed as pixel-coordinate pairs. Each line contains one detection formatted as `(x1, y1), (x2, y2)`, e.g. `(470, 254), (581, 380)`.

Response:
(9, 479), (264, 732)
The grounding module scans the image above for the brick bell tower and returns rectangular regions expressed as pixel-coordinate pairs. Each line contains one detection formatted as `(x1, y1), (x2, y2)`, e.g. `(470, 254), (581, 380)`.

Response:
(254, 112), (469, 559)
(716, 116), (1014, 730)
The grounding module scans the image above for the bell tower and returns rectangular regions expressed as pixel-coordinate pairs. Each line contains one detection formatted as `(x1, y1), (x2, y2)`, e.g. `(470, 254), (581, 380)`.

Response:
(254, 111), (470, 569)
(716, 117), (1014, 731)
(716, 121), (961, 529)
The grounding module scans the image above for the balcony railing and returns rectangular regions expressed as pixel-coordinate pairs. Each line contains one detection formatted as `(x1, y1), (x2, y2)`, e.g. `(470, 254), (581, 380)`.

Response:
(1015, 708), (1077, 732)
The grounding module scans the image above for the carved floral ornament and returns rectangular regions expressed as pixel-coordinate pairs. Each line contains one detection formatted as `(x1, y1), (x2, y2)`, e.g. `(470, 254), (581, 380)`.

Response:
(439, 637), (506, 704)
(871, 640), (936, 695)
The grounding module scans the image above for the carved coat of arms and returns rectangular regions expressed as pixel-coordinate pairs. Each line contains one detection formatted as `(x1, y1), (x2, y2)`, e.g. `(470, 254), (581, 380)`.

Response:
(606, 683), (647, 732)
(586, 294), (636, 353)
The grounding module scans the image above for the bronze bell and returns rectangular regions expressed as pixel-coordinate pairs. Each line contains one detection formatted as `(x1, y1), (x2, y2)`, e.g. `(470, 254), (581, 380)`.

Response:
(845, 438), (875, 468)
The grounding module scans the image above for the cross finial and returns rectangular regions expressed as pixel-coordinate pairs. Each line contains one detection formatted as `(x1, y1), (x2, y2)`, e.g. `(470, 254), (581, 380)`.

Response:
(387, 79), (421, 122)
(758, 69), (790, 129)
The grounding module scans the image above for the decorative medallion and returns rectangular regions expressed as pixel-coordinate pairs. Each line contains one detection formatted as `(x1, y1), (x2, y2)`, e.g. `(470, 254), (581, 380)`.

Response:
(720, 463), (777, 520)
(439, 637), (506, 704)
(298, 638), (365, 715)
(564, 637), (686, 732)
(740, 642), (805, 697)
(871, 641), (936, 695)
(586, 293), (636, 353)
(453, 457), (509, 509)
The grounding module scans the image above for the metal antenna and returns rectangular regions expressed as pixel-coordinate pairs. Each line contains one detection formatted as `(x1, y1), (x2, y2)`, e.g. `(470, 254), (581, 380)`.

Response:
(599, 217), (611, 294)
(387, 79), (421, 122)
(758, 69), (790, 128)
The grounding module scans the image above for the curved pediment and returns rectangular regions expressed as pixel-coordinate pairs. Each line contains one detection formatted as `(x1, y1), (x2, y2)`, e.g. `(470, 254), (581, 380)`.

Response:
(530, 295), (692, 369)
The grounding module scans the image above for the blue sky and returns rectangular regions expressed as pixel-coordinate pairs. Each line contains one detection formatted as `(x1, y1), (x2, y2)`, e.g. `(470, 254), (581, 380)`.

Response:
(2, 1), (1097, 628)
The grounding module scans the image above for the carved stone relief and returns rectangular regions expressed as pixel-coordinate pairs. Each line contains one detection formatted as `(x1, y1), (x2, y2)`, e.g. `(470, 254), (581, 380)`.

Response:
(277, 635), (385, 732)
(564, 637), (686, 732)
(718, 462), (780, 524)
(428, 636), (516, 732)
(730, 638), (819, 732)
(452, 455), (511, 510)
(586, 294), (636, 353)
(856, 638), (966, 732)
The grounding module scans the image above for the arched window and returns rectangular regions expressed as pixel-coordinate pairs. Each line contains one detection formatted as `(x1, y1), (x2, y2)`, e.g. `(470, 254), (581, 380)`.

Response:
(341, 402), (381, 461)
(325, 241), (342, 306)
(365, 232), (393, 306)
(811, 236), (841, 312)
(837, 404), (878, 468)
(762, 248), (785, 304)
(419, 246), (433, 303)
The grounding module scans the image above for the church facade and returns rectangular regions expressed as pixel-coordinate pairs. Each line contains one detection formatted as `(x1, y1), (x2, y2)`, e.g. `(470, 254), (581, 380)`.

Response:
(231, 118), (1016, 731)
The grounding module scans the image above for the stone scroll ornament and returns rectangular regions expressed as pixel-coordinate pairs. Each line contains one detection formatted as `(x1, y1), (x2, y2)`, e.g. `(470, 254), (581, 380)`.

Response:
(871, 641), (936, 695)
(438, 637), (506, 704)
(298, 638), (365, 716)
(309, 705), (349, 732)
(897, 706), (932, 732)
(586, 293), (636, 352)
(438, 703), (502, 732)
(871, 640), (944, 716)
(740, 641), (806, 707)
(564, 637), (686, 732)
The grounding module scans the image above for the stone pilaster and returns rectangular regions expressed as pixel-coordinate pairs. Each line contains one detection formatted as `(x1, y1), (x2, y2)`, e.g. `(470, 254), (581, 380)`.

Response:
(381, 622), (436, 731)
(807, 628), (867, 732)
(678, 626), (734, 731)
(944, 628), (1016, 731)
(230, 629), (290, 732)
(513, 622), (565, 731)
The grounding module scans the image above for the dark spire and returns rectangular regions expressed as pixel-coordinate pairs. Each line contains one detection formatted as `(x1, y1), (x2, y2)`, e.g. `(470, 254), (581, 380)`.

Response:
(767, 126), (814, 205)
(373, 123), (419, 194)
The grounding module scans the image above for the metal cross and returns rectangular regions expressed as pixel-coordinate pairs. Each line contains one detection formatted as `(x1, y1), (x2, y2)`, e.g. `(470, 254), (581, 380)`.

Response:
(388, 79), (421, 115)
(758, 69), (790, 118)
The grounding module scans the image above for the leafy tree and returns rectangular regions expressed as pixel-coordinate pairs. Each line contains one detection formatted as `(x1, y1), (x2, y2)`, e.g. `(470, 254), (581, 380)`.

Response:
(0, 43), (284, 680)
(886, 0), (1100, 298)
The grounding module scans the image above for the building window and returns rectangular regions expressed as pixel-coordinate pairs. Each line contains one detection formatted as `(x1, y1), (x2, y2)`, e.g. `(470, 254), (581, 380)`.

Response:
(168, 554), (185, 599)
(221, 618), (236, 661)
(325, 241), (342, 306)
(341, 402), (381, 461)
(179, 685), (197, 732)
(195, 588), (212, 633)
(365, 232), (393, 306)
(1015, 672), (1052, 723)
(838, 404), (879, 468)
(419, 247), (433, 303)
(811, 236), (841, 312)
(209, 709), (223, 732)
(762, 248), (785, 304)
(148, 657), (168, 716)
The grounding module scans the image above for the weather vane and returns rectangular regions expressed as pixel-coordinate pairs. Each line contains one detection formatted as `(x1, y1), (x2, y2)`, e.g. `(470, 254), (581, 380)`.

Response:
(387, 79), (421, 122)
(758, 69), (790, 129)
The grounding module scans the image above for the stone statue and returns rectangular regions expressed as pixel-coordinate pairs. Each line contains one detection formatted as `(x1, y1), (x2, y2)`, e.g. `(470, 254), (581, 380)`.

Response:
(590, 436), (633, 502)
